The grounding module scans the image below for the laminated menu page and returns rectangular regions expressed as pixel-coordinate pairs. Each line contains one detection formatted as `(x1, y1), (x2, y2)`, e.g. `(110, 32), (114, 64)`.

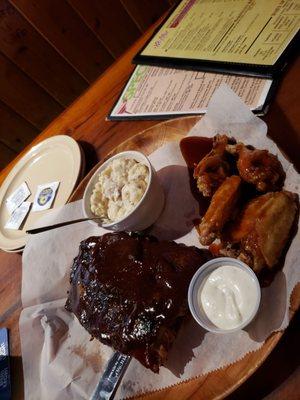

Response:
(108, 65), (273, 120)
(134, 0), (300, 78)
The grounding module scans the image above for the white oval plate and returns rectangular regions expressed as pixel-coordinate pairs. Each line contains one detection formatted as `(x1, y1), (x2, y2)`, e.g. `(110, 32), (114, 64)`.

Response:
(0, 135), (82, 251)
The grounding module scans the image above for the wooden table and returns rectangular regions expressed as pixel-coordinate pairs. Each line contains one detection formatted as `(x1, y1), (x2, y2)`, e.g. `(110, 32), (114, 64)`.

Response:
(0, 17), (299, 400)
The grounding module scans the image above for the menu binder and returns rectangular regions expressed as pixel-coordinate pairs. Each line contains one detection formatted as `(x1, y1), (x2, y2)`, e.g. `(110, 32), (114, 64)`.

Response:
(108, 65), (276, 120)
(133, 0), (300, 78)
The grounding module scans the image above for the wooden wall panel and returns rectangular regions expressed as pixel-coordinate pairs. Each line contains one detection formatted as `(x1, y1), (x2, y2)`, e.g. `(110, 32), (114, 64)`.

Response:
(120, 0), (171, 31)
(68, 0), (142, 59)
(0, 100), (38, 153)
(0, 142), (17, 169)
(10, 0), (115, 82)
(0, 0), (88, 106)
(0, 52), (63, 129)
(0, 0), (174, 171)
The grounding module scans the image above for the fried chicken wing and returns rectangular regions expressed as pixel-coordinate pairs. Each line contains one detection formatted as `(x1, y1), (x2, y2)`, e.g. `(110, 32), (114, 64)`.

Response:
(189, 134), (296, 274)
(218, 191), (298, 273)
(193, 135), (234, 197)
(198, 175), (241, 245)
(229, 143), (285, 192)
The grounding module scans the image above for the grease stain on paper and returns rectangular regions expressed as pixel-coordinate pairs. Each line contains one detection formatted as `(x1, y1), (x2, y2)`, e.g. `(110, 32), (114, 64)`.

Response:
(70, 344), (103, 373)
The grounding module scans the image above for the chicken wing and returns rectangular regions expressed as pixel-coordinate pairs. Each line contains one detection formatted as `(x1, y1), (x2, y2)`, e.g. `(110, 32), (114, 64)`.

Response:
(218, 191), (298, 273)
(228, 143), (285, 192)
(193, 134), (234, 197)
(198, 175), (241, 245)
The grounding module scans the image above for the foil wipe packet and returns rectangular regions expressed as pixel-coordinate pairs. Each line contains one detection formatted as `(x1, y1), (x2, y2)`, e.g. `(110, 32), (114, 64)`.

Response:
(0, 329), (11, 400)
(5, 202), (31, 230)
(32, 182), (60, 212)
(5, 182), (31, 214)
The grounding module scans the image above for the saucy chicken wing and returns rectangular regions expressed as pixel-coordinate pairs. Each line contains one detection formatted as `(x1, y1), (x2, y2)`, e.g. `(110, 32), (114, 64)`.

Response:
(198, 175), (241, 245)
(193, 134), (234, 197)
(218, 191), (298, 273)
(228, 143), (285, 192)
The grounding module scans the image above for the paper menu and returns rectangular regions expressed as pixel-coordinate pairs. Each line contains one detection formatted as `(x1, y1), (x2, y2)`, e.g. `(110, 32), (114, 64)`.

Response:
(139, 0), (299, 66)
(109, 65), (273, 119)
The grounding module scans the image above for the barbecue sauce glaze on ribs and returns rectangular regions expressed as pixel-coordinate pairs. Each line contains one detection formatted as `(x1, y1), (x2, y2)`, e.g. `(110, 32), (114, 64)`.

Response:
(65, 232), (210, 372)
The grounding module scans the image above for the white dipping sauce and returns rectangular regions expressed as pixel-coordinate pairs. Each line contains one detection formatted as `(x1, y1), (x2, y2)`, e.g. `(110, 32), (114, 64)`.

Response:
(198, 265), (258, 330)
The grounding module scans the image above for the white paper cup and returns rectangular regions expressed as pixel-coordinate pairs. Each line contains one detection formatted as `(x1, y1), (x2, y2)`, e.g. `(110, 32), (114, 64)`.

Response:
(188, 257), (261, 334)
(83, 151), (165, 231)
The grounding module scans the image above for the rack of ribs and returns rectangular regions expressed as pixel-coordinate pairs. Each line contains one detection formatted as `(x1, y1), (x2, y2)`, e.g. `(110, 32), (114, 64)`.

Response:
(66, 232), (210, 372)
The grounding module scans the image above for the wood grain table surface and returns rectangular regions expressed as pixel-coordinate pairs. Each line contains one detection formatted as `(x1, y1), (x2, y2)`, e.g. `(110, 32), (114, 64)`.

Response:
(0, 15), (299, 400)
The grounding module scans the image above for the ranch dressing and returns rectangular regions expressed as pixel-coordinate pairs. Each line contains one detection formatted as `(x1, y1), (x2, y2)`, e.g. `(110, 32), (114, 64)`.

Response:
(198, 265), (258, 330)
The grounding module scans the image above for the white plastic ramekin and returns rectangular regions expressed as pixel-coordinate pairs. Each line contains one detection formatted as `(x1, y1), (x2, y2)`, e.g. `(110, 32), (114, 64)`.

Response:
(82, 150), (165, 232)
(188, 257), (261, 334)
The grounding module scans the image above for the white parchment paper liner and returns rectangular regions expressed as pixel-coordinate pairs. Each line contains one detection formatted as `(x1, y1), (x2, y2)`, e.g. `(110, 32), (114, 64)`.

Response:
(20, 85), (300, 399)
